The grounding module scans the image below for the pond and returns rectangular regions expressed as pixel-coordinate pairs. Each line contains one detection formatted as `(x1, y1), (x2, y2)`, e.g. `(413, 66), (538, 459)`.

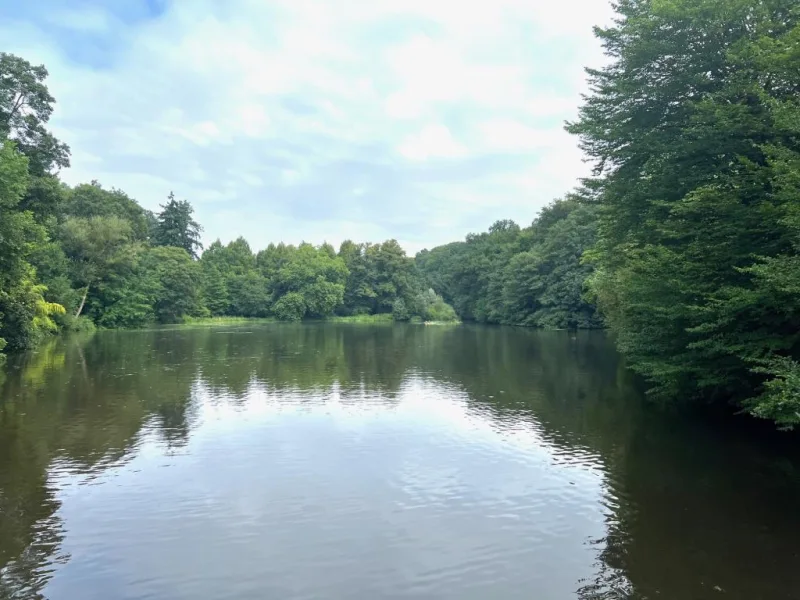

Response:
(0, 323), (799, 599)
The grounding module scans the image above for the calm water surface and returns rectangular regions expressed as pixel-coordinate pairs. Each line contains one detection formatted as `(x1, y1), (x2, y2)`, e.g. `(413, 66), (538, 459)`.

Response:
(0, 324), (799, 599)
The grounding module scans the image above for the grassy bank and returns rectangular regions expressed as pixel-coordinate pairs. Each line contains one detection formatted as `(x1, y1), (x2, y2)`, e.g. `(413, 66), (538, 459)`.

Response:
(161, 314), (462, 329)
(178, 316), (276, 327)
(326, 314), (395, 324)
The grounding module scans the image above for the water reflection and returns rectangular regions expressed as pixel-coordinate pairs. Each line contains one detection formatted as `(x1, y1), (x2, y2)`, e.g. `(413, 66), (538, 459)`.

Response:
(0, 324), (798, 599)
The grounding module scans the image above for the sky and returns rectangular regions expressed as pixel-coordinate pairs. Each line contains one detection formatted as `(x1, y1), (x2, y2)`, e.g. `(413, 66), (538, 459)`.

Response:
(0, 0), (614, 254)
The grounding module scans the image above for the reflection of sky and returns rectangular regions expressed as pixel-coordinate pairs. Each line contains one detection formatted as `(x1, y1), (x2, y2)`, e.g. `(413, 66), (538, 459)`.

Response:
(43, 375), (610, 600)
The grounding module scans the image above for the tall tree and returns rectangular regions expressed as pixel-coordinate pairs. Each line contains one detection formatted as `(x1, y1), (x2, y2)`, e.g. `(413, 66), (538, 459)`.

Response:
(567, 0), (800, 426)
(0, 52), (70, 175)
(153, 192), (203, 258)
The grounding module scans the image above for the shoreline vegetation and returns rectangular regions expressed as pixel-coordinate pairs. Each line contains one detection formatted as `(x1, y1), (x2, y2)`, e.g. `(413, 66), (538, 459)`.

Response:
(2, 0), (799, 428)
(177, 315), (462, 327)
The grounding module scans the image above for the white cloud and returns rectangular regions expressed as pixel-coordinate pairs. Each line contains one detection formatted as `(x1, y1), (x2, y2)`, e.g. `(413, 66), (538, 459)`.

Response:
(398, 124), (465, 161)
(0, 0), (615, 252)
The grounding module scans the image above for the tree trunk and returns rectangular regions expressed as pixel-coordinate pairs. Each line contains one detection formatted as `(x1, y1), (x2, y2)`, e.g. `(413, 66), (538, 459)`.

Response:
(75, 286), (89, 318)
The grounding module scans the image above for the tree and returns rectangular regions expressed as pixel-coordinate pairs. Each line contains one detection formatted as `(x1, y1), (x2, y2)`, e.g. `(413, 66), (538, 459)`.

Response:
(0, 52), (70, 175)
(337, 239), (421, 316)
(200, 264), (230, 316)
(153, 192), (203, 258)
(338, 240), (376, 315)
(0, 139), (64, 351)
(144, 246), (204, 323)
(64, 182), (151, 240)
(228, 271), (270, 317)
(417, 220), (522, 322)
(59, 216), (134, 318)
(199, 238), (268, 316)
(271, 243), (348, 319)
(499, 198), (601, 329)
(567, 0), (800, 426)
(0, 140), (35, 286)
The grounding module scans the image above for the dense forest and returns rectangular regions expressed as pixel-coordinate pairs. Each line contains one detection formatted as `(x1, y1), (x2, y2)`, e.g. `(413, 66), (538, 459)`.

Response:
(418, 197), (601, 329)
(1, 0), (799, 427)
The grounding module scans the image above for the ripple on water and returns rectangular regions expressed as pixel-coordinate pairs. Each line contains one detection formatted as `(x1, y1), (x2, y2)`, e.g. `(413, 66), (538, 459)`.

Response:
(27, 376), (614, 600)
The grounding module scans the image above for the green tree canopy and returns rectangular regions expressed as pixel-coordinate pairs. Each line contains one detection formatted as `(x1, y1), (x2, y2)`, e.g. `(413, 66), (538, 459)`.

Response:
(0, 52), (70, 175)
(153, 192), (203, 258)
(567, 0), (800, 427)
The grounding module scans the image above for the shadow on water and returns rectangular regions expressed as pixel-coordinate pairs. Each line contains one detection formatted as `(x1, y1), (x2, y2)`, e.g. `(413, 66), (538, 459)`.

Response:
(1, 324), (799, 599)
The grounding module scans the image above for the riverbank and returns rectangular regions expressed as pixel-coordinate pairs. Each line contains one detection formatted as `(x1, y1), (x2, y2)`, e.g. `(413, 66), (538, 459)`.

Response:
(180, 314), (461, 326)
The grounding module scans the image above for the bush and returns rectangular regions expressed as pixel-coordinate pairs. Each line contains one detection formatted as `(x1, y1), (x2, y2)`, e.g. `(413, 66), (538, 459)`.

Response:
(392, 298), (410, 321)
(413, 288), (459, 322)
(59, 314), (96, 334)
(273, 292), (306, 322)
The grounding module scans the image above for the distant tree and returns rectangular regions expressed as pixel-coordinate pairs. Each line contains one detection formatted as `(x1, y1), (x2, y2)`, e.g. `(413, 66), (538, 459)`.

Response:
(153, 192), (203, 258)
(338, 239), (420, 316)
(338, 240), (375, 315)
(200, 264), (230, 316)
(271, 243), (348, 318)
(144, 246), (204, 323)
(228, 271), (270, 317)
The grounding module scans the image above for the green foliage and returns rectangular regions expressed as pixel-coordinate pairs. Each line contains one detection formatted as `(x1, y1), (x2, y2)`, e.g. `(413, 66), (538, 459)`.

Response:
(338, 239), (420, 316)
(0, 140), (37, 286)
(200, 238), (267, 317)
(143, 246), (204, 323)
(269, 243), (348, 318)
(91, 244), (157, 329)
(58, 314), (96, 334)
(59, 215), (135, 319)
(417, 202), (601, 329)
(416, 220), (521, 322)
(153, 191), (203, 258)
(0, 139), (62, 350)
(228, 272), (270, 318)
(328, 313), (395, 324)
(63, 182), (150, 240)
(273, 292), (306, 322)
(392, 298), (410, 322)
(568, 0), (800, 426)
(413, 289), (459, 323)
(200, 264), (230, 316)
(0, 52), (70, 175)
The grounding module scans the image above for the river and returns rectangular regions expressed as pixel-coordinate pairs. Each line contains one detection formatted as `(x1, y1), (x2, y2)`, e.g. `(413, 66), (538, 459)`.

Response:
(0, 323), (798, 599)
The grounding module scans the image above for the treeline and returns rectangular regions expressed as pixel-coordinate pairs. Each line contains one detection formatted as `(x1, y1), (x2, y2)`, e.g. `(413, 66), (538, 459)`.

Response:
(196, 237), (457, 323)
(0, 51), (464, 354)
(417, 196), (601, 329)
(0, 140), (458, 350)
